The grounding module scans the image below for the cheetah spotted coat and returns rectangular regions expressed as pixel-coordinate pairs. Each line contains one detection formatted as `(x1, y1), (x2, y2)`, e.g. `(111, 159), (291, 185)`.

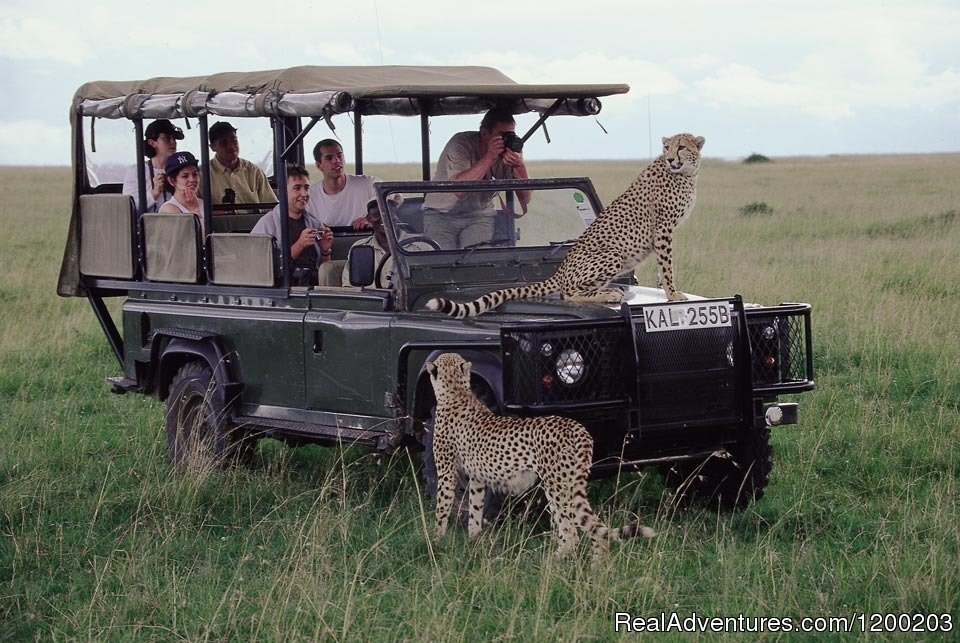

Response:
(426, 352), (655, 557)
(426, 132), (705, 318)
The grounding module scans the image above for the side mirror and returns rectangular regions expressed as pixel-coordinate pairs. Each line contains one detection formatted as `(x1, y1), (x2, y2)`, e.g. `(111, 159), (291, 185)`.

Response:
(348, 244), (375, 287)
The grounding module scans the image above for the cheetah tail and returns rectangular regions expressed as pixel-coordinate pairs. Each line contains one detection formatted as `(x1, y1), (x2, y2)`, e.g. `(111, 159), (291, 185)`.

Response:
(611, 521), (657, 541)
(425, 279), (557, 319)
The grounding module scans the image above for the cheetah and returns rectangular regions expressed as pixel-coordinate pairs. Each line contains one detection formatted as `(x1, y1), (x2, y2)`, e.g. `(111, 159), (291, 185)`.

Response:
(426, 352), (655, 557)
(426, 132), (706, 318)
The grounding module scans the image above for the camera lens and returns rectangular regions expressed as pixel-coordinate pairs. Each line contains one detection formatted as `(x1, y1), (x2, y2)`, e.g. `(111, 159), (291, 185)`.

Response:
(501, 131), (523, 153)
(223, 188), (236, 204)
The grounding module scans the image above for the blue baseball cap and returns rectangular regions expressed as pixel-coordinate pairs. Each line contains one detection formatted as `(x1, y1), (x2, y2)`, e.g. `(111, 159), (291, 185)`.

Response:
(163, 151), (199, 176)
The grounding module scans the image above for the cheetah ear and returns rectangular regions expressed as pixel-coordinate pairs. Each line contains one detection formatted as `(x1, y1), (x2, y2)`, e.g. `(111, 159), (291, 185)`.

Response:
(460, 360), (472, 376)
(662, 136), (669, 147)
(425, 361), (436, 377)
(694, 136), (705, 150)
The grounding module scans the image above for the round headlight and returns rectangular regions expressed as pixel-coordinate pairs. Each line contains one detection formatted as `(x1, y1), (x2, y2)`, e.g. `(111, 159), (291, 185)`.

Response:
(555, 349), (585, 385)
(762, 325), (776, 340)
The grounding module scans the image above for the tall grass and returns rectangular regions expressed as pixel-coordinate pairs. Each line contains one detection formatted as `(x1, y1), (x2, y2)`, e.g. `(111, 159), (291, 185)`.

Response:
(2, 156), (959, 640)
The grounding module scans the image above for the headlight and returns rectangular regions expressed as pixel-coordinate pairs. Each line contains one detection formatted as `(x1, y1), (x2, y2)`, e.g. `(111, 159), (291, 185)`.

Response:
(555, 348), (585, 385)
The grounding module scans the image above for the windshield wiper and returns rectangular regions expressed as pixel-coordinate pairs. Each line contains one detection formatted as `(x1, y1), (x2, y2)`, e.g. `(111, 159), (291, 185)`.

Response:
(454, 238), (511, 265)
(541, 239), (576, 261)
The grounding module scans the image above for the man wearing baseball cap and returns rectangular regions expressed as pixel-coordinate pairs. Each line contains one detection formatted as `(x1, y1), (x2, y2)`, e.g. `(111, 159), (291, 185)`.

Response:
(208, 121), (276, 208)
(121, 119), (184, 212)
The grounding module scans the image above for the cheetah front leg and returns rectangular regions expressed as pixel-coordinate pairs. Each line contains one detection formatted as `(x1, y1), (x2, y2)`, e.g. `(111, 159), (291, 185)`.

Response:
(467, 479), (487, 539)
(564, 251), (625, 304)
(653, 228), (687, 301)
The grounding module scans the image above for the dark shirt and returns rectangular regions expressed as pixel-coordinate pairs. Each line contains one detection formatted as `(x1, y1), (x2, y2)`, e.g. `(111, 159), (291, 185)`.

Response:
(288, 216), (318, 269)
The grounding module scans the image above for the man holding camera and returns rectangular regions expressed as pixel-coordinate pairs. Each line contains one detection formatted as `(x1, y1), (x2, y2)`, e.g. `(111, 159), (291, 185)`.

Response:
(208, 121), (277, 208)
(422, 108), (532, 249)
(251, 165), (333, 287)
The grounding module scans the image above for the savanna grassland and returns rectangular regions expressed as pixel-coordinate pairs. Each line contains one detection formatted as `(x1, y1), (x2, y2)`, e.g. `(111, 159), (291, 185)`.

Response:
(1, 155), (958, 641)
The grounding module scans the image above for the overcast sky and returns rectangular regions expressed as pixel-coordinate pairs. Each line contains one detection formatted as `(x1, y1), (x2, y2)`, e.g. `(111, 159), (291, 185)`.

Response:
(2, 0), (958, 166)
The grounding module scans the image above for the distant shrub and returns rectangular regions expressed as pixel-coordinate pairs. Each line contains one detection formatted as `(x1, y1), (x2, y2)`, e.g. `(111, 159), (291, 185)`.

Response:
(743, 153), (771, 164)
(739, 201), (773, 216)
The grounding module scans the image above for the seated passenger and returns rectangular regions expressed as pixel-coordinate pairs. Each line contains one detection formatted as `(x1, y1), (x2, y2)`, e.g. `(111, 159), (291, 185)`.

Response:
(342, 199), (433, 288)
(251, 165), (333, 287)
(207, 121), (277, 208)
(158, 152), (205, 231)
(122, 119), (183, 212)
(305, 139), (386, 231)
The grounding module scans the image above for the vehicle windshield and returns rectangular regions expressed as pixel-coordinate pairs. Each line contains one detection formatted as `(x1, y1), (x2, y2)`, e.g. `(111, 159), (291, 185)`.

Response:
(379, 179), (600, 262)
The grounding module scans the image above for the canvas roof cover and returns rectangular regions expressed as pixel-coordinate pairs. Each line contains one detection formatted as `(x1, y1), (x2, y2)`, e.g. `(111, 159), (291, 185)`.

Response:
(59, 65), (629, 296)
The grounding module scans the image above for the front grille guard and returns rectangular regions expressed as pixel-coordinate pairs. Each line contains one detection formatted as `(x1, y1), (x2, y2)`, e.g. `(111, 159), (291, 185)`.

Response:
(500, 299), (814, 415)
(501, 319), (629, 411)
(744, 303), (815, 394)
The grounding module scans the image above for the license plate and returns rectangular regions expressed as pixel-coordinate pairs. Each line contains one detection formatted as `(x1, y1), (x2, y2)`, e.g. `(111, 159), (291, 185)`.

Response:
(642, 302), (733, 332)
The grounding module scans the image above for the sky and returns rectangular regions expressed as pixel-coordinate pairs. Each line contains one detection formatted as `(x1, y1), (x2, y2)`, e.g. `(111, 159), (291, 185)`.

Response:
(2, 0), (958, 167)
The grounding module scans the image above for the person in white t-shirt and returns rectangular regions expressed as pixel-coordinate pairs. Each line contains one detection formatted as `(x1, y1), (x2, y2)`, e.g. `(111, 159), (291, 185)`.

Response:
(305, 139), (381, 231)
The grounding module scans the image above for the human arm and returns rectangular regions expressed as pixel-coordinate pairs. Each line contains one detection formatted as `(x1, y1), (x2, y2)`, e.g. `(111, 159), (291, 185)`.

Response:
(295, 224), (333, 263)
(501, 149), (532, 209)
(122, 163), (163, 211)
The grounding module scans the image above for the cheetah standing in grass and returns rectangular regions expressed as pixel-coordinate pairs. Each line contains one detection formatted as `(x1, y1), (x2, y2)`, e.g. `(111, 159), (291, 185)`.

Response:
(426, 352), (655, 557)
(426, 132), (705, 318)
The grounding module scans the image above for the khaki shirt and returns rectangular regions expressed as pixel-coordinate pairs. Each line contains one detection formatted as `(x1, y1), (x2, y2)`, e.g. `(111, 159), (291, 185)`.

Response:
(209, 157), (277, 206)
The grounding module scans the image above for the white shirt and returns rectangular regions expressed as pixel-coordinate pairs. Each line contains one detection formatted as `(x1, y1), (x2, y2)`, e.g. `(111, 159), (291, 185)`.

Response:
(305, 175), (380, 227)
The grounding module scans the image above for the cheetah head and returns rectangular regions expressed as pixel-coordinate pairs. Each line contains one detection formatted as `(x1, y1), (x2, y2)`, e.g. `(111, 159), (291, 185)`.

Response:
(426, 352), (472, 396)
(662, 133), (705, 176)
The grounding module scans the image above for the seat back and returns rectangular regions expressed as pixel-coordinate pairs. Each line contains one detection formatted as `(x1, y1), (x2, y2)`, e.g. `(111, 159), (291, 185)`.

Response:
(209, 233), (276, 286)
(394, 196), (424, 233)
(78, 194), (136, 279)
(141, 213), (201, 283)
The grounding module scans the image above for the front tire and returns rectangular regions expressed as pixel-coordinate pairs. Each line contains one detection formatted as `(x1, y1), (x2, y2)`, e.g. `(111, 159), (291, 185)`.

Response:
(663, 426), (773, 510)
(165, 361), (252, 469)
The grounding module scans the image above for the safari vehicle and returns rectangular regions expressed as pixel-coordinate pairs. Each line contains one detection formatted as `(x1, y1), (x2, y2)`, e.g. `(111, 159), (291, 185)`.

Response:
(59, 66), (814, 508)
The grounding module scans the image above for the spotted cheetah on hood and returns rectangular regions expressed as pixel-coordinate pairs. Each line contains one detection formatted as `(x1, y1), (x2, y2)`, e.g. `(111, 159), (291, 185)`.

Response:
(426, 132), (705, 318)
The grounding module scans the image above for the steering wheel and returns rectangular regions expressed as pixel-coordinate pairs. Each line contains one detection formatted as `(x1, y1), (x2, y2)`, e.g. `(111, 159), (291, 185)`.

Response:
(374, 235), (442, 288)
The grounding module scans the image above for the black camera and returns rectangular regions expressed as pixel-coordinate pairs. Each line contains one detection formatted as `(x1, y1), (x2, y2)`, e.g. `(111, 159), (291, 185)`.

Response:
(222, 188), (236, 204)
(501, 131), (524, 153)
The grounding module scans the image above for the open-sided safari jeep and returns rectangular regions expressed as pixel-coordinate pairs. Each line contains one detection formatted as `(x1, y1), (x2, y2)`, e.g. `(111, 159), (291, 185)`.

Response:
(59, 66), (813, 509)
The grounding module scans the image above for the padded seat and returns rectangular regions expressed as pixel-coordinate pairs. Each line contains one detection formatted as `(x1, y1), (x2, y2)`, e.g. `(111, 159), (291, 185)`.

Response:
(79, 194), (136, 279)
(209, 233), (277, 286)
(142, 213), (202, 283)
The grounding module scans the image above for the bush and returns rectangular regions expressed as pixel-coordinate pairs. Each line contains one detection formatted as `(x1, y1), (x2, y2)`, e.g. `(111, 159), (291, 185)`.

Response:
(743, 153), (771, 164)
(738, 201), (773, 216)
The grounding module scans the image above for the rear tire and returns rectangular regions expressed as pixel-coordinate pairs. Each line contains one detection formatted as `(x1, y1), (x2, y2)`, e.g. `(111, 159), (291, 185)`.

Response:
(165, 361), (253, 469)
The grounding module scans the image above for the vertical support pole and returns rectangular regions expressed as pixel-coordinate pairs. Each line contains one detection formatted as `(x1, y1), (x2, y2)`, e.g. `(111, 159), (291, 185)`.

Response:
(134, 120), (147, 215)
(354, 110), (363, 175)
(273, 117), (291, 290)
(198, 114), (212, 277)
(420, 110), (431, 181)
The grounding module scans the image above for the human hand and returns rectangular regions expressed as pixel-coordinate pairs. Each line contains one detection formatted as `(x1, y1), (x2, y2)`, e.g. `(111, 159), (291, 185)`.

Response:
(314, 224), (334, 253)
(485, 134), (506, 162)
(352, 216), (373, 231)
(151, 172), (166, 197)
(502, 149), (525, 168)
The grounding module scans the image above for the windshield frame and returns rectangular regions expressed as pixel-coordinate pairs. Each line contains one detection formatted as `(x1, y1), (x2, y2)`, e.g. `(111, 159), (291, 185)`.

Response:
(373, 177), (605, 309)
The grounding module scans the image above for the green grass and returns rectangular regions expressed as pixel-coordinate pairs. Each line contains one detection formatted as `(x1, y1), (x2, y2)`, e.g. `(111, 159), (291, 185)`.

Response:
(2, 156), (960, 641)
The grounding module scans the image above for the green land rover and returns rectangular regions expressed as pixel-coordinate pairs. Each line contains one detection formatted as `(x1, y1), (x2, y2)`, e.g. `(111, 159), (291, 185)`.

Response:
(58, 66), (813, 508)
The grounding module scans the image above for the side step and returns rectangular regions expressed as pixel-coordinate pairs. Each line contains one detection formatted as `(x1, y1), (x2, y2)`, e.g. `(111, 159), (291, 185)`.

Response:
(106, 376), (141, 395)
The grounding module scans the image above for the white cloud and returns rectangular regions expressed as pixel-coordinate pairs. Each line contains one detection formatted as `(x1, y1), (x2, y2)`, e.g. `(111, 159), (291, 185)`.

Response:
(0, 16), (93, 64)
(696, 64), (854, 120)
